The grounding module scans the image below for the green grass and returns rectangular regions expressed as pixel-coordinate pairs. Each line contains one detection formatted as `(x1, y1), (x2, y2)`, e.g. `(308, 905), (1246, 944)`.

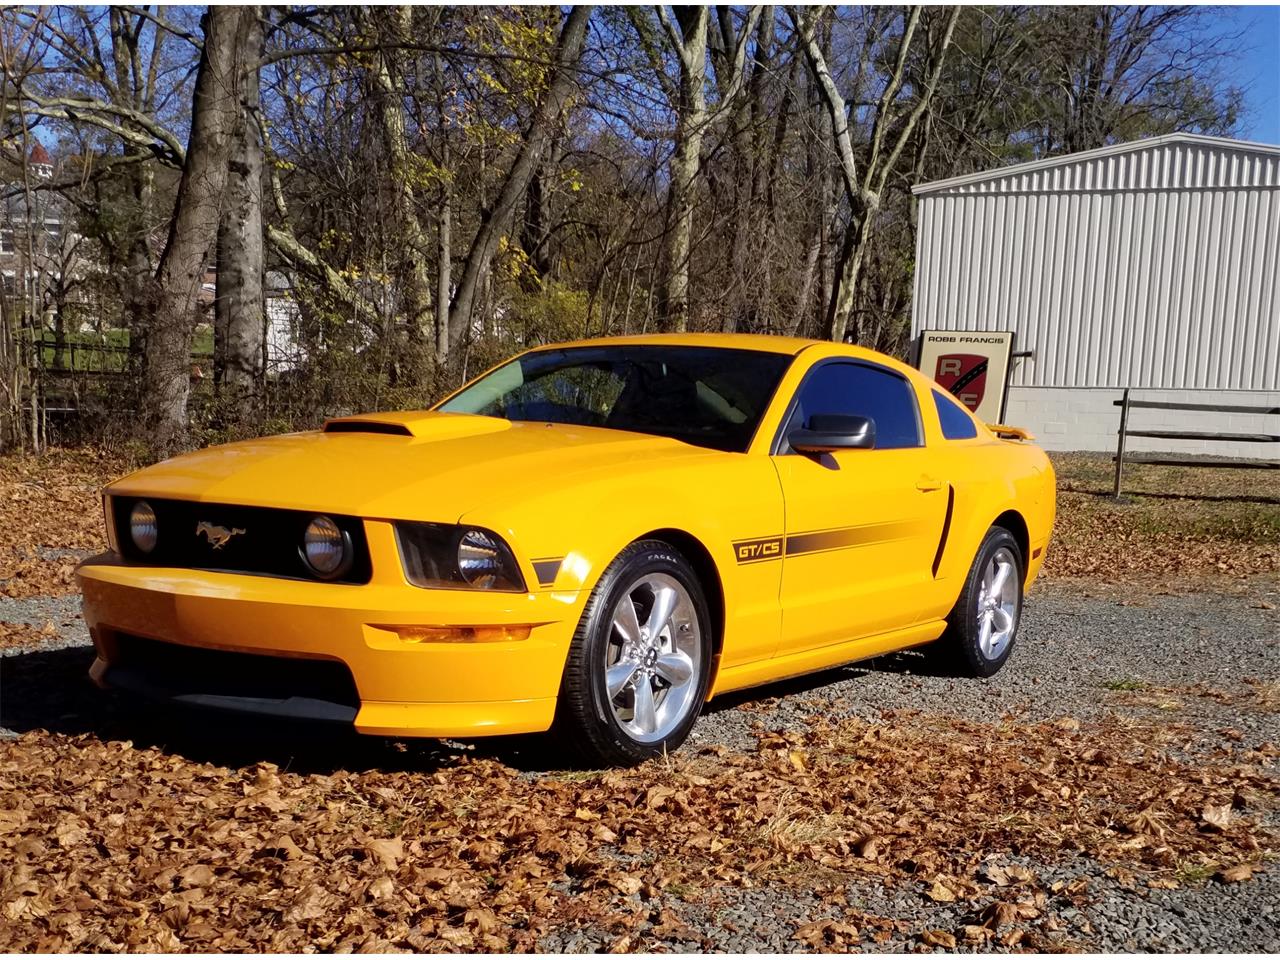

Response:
(27, 325), (217, 374)
(1102, 678), (1147, 692)
(1175, 862), (1215, 885)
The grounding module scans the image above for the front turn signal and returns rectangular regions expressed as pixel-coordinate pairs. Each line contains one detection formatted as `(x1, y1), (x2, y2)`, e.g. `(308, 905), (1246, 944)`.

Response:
(379, 624), (533, 644)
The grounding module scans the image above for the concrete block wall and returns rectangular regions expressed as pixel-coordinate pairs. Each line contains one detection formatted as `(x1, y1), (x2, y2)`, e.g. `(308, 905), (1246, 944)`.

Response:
(1001, 387), (1280, 458)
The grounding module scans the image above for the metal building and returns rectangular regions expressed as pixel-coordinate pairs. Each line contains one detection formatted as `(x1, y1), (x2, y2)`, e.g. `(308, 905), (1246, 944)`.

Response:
(911, 133), (1280, 456)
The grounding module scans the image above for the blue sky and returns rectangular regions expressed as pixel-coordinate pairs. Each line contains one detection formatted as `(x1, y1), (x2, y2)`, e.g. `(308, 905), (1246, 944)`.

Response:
(1221, 5), (1280, 143)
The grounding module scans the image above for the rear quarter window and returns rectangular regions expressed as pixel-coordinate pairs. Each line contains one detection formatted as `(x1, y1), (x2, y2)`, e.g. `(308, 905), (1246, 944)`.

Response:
(932, 389), (979, 440)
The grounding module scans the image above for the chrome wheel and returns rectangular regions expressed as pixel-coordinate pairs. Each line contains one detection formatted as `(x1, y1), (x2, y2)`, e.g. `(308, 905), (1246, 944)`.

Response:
(604, 573), (702, 744)
(976, 546), (1019, 660)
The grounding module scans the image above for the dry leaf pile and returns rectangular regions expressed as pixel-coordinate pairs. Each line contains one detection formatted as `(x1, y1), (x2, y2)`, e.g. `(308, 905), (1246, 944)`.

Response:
(1045, 452), (1280, 582)
(1044, 505), (1278, 581)
(0, 450), (127, 599)
(2, 712), (1274, 951)
(0, 621), (61, 651)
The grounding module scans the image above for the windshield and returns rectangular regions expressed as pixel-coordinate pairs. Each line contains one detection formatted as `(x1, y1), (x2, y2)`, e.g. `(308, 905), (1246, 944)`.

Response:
(437, 345), (793, 452)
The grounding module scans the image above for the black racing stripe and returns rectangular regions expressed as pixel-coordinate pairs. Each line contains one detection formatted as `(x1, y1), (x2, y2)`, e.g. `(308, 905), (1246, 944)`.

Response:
(784, 519), (920, 557)
(531, 558), (563, 586)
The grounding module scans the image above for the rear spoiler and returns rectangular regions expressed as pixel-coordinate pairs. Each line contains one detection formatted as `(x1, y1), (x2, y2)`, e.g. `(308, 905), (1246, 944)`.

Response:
(988, 423), (1035, 442)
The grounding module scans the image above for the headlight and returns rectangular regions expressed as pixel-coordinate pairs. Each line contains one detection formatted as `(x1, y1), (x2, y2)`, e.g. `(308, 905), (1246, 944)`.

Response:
(395, 522), (525, 592)
(302, 515), (351, 579)
(129, 500), (158, 554)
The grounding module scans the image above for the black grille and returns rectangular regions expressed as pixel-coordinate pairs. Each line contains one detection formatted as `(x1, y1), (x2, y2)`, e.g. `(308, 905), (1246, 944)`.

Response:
(106, 634), (360, 723)
(111, 496), (372, 584)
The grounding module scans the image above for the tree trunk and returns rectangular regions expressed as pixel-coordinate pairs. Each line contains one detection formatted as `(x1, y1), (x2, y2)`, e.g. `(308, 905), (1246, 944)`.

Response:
(214, 5), (264, 418)
(433, 50), (452, 364)
(721, 10), (773, 333)
(661, 6), (708, 333)
(142, 6), (248, 454)
(795, 6), (959, 343)
(369, 6), (433, 350)
(447, 5), (592, 350)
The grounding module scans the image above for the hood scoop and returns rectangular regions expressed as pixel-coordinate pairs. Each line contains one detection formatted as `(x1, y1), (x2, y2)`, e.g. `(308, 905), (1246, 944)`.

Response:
(324, 419), (412, 436)
(322, 410), (513, 441)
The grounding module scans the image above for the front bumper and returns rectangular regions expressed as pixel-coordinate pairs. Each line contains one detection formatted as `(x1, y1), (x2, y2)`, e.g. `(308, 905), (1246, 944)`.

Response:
(77, 541), (584, 738)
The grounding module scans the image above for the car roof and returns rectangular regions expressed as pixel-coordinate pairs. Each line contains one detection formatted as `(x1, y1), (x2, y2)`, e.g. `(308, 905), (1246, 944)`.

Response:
(527, 332), (898, 363)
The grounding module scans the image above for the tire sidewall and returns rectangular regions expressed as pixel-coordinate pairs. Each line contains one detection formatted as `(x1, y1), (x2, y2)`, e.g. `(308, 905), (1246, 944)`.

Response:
(578, 544), (713, 762)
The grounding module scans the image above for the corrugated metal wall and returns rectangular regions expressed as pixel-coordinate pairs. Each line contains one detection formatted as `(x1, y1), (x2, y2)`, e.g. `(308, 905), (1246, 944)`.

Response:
(911, 135), (1280, 390)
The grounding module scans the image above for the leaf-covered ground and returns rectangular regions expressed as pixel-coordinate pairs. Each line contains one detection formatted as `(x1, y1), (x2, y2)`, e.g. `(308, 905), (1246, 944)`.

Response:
(0, 449), (131, 600)
(2, 712), (1275, 952)
(1044, 452), (1280, 583)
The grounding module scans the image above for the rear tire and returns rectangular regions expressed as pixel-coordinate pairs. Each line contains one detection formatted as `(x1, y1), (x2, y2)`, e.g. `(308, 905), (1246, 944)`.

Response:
(937, 527), (1024, 678)
(554, 540), (712, 767)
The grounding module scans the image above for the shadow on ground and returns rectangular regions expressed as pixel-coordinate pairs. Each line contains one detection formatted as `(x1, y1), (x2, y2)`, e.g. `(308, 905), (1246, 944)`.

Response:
(705, 645), (957, 714)
(1071, 485), (1280, 506)
(0, 645), (470, 775)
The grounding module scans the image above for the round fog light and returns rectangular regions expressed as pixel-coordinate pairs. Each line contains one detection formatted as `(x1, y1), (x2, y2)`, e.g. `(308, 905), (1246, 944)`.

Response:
(303, 515), (349, 578)
(130, 500), (158, 554)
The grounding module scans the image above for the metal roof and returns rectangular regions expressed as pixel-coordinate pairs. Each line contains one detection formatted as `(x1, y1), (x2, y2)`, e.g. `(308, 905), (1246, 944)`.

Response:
(913, 134), (1280, 197)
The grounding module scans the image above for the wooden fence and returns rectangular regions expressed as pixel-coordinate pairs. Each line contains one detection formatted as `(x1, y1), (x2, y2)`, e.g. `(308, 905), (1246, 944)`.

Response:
(1112, 388), (1280, 497)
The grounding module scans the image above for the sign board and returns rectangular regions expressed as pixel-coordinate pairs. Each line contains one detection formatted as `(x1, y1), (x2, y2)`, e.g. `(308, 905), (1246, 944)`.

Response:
(916, 330), (1015, 423)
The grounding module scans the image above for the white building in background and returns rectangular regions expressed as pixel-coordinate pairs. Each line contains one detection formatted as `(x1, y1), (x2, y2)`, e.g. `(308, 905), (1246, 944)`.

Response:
(265, 270), (303, 373)
(911, 133), (1279, 457)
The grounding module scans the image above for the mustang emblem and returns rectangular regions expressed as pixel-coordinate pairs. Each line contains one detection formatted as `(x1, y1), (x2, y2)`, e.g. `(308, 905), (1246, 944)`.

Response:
(196, 521), (245, 550)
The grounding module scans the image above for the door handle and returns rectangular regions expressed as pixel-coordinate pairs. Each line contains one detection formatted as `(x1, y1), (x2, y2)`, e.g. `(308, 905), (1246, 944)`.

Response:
(916, 475), (945, 492)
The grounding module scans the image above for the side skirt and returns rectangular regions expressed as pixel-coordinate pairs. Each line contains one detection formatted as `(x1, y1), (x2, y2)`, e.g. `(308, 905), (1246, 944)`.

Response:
(709, 620), (947, 698)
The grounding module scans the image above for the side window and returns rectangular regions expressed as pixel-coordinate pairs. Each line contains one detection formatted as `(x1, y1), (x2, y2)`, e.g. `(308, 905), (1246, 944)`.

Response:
(932, 389), (979, 440)
(788, 362), (922, 450)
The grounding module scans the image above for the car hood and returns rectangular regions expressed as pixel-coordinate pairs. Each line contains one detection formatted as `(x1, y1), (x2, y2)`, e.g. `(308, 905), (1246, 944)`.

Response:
(108, 411), (720, 522)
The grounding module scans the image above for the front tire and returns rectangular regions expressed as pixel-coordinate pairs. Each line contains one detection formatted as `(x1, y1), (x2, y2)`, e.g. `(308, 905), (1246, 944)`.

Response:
(555, 540), (712, 767)
(938, 527), (1024, 677)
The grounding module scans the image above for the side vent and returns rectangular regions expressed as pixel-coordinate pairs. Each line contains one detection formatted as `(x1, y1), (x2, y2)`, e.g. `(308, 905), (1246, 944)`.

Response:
(323, 420), (413, 437)
(931, 484), (955, 578)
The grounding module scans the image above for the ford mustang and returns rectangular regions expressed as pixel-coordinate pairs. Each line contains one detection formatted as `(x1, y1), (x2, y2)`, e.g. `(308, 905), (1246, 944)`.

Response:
(78, 334), (1055, 765)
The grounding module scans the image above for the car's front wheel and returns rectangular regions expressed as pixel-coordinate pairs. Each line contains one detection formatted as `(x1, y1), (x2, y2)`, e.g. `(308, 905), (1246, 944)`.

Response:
(555, 540), (712, 766)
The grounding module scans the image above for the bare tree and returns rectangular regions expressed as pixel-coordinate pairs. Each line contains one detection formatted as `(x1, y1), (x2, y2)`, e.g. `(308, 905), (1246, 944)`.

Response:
(445, 5), (593, 352)
(143, 6), (252, 452)
(215, 5), (265, 416)
(794, 4), (960, 343)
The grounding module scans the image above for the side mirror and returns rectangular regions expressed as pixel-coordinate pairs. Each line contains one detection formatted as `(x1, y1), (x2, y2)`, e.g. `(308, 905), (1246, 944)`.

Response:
(789, 413), (876, 453)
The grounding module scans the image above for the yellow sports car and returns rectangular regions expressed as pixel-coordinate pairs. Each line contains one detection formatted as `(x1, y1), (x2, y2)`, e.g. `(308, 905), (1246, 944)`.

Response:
(78, 334), (1055, 765)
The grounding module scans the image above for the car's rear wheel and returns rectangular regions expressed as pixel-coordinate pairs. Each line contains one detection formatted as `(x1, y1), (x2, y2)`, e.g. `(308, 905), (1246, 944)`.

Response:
(938, 527), (1023, 677)
(555, 540), (712, 766)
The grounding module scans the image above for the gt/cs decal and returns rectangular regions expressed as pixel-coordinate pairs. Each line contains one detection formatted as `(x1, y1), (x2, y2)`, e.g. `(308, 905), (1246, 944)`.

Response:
(733, 537), (783, 564)
(734, 519), (926, 565)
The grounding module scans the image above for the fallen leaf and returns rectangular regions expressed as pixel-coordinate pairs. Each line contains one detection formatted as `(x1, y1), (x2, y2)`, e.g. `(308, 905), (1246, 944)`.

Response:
(925, 880), (957, 903)
(1216, 864), (1254, 883)
(176, 864), (214, 889)
(1201, 804), (1232, 831)
(365, 838), (404, 870)
(920, 929), (956, 948)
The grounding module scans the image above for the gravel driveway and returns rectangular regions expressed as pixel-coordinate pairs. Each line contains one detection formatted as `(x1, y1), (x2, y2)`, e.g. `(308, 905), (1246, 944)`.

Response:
(2, 577), (1277, 952)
